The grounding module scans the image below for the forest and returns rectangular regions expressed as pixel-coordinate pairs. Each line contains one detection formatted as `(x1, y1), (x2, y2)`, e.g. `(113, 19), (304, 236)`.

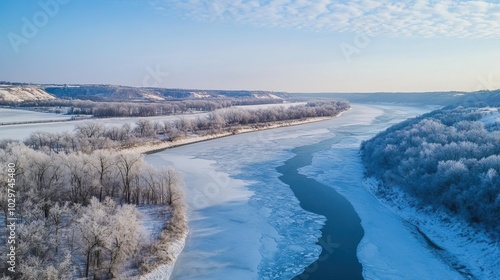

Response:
(0, 143), (186, 279)
(361, 106), (500, 235)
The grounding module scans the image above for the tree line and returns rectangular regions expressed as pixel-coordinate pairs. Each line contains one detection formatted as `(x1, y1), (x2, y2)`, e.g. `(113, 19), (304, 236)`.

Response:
(18, 100), (350, 154)
(361, 106), (500, 235)
(0, 144), (186, 279)
(3, 99), (232, 117)
(1, 98), (286, 118)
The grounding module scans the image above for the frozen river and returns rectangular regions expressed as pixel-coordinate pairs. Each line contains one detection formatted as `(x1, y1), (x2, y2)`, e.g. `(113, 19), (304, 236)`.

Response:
(146, 103), (463, 279)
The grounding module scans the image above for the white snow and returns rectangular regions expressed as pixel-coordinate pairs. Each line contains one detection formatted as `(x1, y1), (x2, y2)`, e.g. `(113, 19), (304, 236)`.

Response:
(0, 85), (55, 102)
(252, 93), (282, 99)
(190, 92), (211, 98)
(0, 112), (208, 141)
(137, 205), (171, 242)
(137, 206), (189, 280)
(142, 93), (165, 101)
(0, 108), (70, 124)
(140, 230), (188, 280)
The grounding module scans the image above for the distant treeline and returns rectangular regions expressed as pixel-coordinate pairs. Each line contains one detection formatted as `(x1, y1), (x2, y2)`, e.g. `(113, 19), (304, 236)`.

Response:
(1, 98), (286, 118)
(12, 100), (349, 154)
(361, 106), (500, 235)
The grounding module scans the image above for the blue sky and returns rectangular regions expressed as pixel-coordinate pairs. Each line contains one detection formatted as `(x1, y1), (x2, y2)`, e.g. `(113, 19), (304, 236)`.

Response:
(1, 0), (500, 93)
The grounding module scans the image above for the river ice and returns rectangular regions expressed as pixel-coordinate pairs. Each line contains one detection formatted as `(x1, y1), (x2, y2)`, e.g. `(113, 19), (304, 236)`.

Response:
(146, 103), (469, 279)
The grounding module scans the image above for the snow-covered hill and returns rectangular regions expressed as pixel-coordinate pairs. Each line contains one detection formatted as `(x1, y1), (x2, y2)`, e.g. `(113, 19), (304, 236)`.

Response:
(0, 84), (55, 102)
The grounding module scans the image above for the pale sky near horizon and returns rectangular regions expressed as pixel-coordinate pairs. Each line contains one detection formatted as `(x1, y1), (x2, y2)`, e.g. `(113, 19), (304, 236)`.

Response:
(1, 0), (500, 93)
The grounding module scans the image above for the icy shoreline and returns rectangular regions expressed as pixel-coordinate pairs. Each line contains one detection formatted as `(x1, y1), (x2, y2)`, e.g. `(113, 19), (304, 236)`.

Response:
(140, 230), (189, 280)
(364, 178), (500, 280)
(121, 116), (335, 155)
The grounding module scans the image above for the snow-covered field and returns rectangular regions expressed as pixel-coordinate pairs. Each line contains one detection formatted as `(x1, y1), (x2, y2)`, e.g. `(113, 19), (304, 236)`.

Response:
(0, 108), (70, 124)
(144, 103), (478, 279)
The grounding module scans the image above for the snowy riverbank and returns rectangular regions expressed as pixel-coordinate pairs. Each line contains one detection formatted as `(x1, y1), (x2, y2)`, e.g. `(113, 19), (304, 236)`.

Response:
(140, 230), (189, 280)
(363, 177), (499, 280)
(122, 116), (335, 155)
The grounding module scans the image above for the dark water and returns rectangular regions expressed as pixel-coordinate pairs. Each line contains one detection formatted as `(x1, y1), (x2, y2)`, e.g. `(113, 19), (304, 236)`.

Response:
(277, 133), (364, 280)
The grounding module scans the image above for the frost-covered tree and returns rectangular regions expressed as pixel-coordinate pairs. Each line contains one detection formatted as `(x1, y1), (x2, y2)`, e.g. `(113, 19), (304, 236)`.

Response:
(174, 117), (193, 133)
(207, 111), (226, 131)
(47, 202), (71, 254)
(19, 252), (74, 280)
(0, 142), (186, 279)
(25, 152), (65, 218)
(75, 121), (105, 139)
(74, 197), (112, 278)
(361, 106), (500, 234)
(74, 197), (144, 279)
(106, 203), (144, 278)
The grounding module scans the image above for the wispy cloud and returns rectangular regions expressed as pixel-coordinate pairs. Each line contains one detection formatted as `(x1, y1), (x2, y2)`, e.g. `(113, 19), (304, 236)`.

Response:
(150, 0), (500, 38)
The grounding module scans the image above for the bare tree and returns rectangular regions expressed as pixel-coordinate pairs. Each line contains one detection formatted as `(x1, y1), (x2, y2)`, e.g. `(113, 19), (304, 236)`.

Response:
(64, 153), (98, 204)
(135, 119), (155, 138)
(115, 153), (143, 203)
(75, 121), (105, 138)
(91, 150), (115, 202)
(159, 167), (182, 205)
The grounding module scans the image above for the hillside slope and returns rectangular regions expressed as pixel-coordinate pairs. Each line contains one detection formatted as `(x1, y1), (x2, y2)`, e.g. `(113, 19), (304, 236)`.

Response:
(42, 85), (289, 101)
(0, 84), (55, 102)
